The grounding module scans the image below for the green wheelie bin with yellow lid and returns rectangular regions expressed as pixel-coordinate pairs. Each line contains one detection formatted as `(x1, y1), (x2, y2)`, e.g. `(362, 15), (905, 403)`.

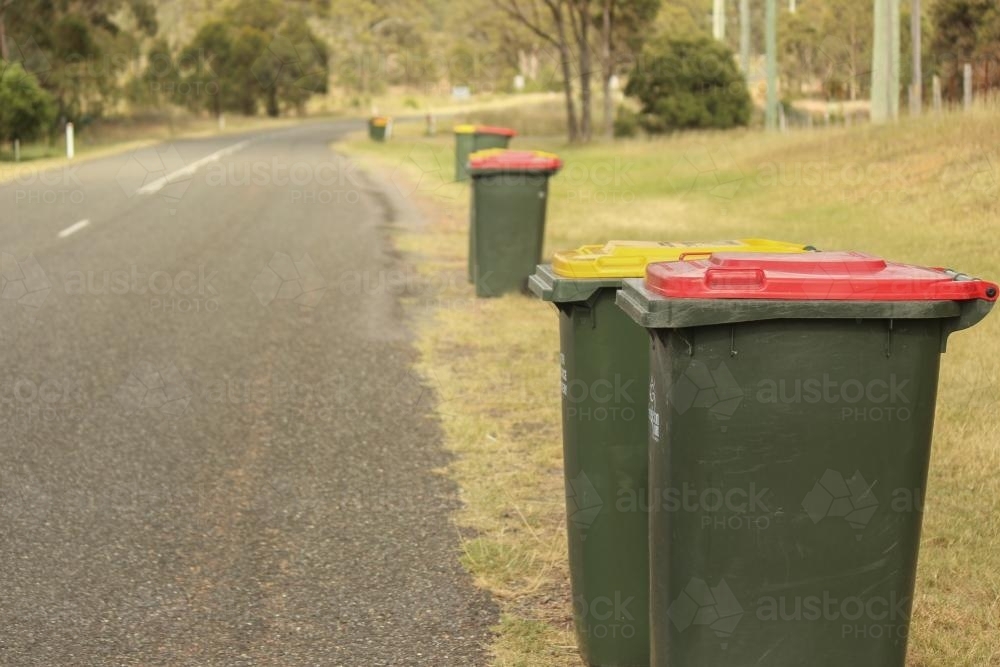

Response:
(528, 239), (813, 667)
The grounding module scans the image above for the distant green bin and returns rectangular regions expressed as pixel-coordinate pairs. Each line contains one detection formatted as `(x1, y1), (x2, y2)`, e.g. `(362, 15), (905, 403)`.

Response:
(454, 124), (516, 182)
(368, 116), (391, 142)
(468, 149), (561, 297)
(528, 240), (811, 667)
(616, 251), (997, 667)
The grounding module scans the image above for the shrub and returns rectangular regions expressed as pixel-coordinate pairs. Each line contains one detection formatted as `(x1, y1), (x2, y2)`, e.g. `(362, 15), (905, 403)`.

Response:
(613, 106), (641, 138)
(0, 64), (57, 144)
(625, 36), (752, 133)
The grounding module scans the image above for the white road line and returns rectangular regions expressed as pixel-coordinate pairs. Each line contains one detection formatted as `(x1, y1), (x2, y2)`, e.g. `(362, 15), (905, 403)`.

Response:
(137, 140), (252, 195)
(58, 219), (90, 238)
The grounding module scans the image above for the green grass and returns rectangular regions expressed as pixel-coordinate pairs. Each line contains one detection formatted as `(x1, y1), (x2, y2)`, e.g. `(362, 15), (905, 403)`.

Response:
(341, 108), (1000, 666)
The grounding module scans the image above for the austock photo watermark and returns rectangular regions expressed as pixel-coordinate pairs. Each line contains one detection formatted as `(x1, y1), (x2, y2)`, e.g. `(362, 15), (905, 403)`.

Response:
(203, 154), (366, 205)
(6, 251), (338, 317)
(115, 144), (367, 212)
(251, 252), (326, 309)
(3, 164), (86, 207)
(0, 375), (89, 433)
(559, 359), (913, 429)
(569, 461), (922, 537)
(667, 577), (910, 648)
(574, 591), (641, 641)
(64, 264), (221, 314)
(0, 252), (51, 321)
(754, 158), (915, 206)
(647, 359), (916, 429)
(557, 158), (638, 206)
(668, 147), (920, 205)
(336, 266), (489, 311)
(114, 360), (340, 422)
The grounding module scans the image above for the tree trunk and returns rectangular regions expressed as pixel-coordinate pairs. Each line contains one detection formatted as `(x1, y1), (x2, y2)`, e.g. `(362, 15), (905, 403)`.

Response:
(0, 12), (8, 62)
(499, 0), (579, 142)
(549, 2), (579, 142)
(573, 1), (593, 141)
(267, 88), (280, 117)
(600, 0), (614, 139)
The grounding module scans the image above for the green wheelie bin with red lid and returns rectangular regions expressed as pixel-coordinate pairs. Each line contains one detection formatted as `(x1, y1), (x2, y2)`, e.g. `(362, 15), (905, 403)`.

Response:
(468, 149), (562, 297)
(616, 251), (997, 667)
(454, 124), (516, 182)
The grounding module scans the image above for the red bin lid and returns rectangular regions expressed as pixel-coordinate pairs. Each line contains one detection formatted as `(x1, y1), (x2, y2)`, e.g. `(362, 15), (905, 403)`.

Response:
(476, 125), (517, 137)
(468, 149), (562, 172)
(645, 251), (999, 302)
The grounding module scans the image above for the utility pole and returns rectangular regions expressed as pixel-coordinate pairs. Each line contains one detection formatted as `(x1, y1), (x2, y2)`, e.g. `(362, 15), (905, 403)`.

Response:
(871, 0), (900, 123)
(890, 0), (900, 118)
(872, 0), (888, 122)
(713, 0), (726, 41)
(740, 0), (751, 74)
(910, 0), (922, 116)
(766, 0), (778, 130)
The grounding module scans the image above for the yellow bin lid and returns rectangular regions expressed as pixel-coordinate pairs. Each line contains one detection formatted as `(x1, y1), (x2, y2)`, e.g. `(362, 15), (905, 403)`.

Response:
(454, 124), (477, 134)
(552, 238), (811, 279)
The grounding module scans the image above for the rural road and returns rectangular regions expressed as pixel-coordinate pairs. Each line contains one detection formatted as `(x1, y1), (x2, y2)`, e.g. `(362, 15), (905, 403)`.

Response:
(0, 121), (496, 665)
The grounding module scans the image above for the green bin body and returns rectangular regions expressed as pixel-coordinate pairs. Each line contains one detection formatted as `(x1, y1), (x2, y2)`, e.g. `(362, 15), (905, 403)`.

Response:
(527, 241), (810, 666)
(368, 120), (387, 142)
(455, 132), (476, 181)
(529, 268), (650, 667)
(616, 260), (997, 667)
(469, 163), (558, 297)
(455, 129), (514, 182)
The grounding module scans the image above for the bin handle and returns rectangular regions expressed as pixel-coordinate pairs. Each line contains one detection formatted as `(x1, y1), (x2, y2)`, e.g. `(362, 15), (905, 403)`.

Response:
(679, 251), (713, 261)
(704, 268), (767, 290)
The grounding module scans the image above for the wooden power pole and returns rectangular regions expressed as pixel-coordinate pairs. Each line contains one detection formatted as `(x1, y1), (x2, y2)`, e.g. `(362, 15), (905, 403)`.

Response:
(766, 0), (778, 130)
(713, 0), (726, 40)
(871, 0), (900, 123)
(740, 0), (751, 74)
(910, 0), (922, 116)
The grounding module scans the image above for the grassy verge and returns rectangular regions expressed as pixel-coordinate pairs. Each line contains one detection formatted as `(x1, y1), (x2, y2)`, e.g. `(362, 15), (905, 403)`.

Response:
(341, 111), (1000, 666)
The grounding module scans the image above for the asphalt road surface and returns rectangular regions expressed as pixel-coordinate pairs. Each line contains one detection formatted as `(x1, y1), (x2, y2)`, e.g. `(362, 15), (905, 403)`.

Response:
(0, 121), (497, 665)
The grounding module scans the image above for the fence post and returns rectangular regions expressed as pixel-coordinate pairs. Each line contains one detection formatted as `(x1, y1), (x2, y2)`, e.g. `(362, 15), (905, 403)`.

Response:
(932, 75), (942, 114)
(66, 122), (75, 160)
(14, 138), (20, 163)
(963, 63), (973, 110)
